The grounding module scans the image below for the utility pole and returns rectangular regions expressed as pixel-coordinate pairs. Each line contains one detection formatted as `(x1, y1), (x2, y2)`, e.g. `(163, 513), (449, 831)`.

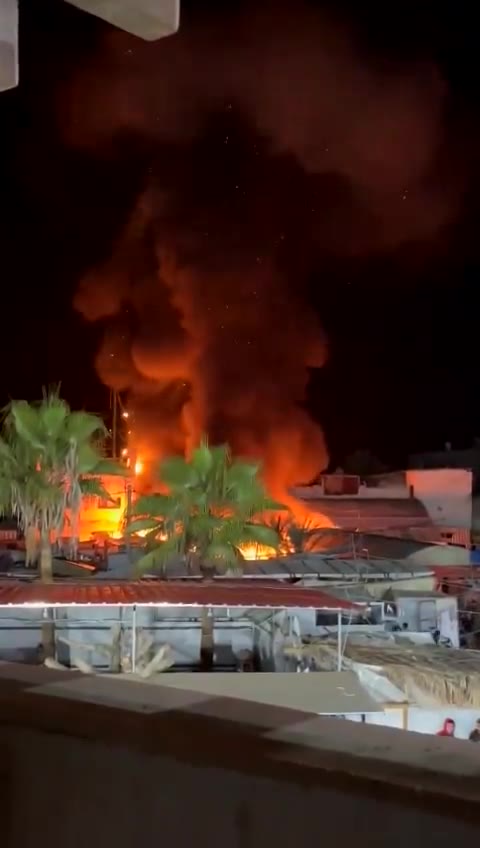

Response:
(112, 390), (118, 459)
(125, 481), (133, 564)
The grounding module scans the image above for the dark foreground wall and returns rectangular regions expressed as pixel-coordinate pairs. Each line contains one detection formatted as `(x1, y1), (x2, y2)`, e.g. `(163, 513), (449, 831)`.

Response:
(1, 664), (480, 848)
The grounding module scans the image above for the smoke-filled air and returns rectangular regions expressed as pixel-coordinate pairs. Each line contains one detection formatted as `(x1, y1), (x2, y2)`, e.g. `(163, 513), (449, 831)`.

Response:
(67, 0), (460, 502)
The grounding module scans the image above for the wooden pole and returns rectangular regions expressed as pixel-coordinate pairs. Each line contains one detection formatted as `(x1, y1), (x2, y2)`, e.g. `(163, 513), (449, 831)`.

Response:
(112, 391), (118, 459)
(126, 482), (133, 564)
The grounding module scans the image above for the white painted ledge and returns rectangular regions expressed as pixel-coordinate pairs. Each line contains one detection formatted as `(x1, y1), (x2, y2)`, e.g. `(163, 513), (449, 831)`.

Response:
(0, 0), (18, 92)
(65, 0), (180, 40)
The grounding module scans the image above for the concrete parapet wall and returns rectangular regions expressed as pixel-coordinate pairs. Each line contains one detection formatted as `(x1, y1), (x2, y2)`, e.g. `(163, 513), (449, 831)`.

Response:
(1, 663), (480, 847)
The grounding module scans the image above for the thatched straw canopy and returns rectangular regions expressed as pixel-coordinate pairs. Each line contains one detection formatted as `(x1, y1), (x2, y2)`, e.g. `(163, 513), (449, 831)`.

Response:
(285, 639), (480, 708)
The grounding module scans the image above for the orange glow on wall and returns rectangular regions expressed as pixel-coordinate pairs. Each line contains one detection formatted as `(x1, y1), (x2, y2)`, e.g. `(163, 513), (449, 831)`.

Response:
(64, 474), (128, 542)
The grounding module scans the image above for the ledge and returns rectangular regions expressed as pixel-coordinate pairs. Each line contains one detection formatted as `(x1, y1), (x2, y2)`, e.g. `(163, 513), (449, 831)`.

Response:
(1, 663), (480, 824)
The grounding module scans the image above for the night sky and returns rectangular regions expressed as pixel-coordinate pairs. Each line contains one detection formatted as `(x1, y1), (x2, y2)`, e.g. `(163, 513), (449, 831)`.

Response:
(0, 0), (478, 474)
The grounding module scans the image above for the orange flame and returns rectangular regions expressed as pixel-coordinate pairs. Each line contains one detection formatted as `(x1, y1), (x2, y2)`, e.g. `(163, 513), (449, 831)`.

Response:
(70, 459), (334, 563)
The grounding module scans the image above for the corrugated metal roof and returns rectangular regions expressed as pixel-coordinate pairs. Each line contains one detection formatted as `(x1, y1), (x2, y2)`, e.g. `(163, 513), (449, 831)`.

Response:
(302, 498), (431, 532)
(238, 555), (433, 579)
(134, 554), (434, 580)
(0, 580), (362, 610)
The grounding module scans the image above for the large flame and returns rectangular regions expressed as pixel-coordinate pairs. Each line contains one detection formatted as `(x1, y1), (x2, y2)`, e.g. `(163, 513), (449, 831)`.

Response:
(63, 475), (127, 542)
(69, 455), (333, 561)
(65, 1), (459, 558)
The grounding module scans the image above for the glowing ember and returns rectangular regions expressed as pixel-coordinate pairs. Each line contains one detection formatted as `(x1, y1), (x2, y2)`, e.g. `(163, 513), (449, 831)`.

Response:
(134, 459), (144, 475)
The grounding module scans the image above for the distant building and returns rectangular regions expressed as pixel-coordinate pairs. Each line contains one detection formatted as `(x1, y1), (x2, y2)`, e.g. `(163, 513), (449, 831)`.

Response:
(292, 468), (473, 549)
(409, 445), (480, 474)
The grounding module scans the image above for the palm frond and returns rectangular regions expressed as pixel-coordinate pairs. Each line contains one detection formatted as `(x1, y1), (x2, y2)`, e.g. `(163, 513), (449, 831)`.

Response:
(126, 517), (164, 535)
(79, 477), (111, 500)
(65, 411), (106, 442)
(191, 442), (214, 478)
(92, 458), (127, 476)
(136, 534), (181, 575)
(131, 493), (178, 518)
(159, 455), (199, 489)
(130, 434), (287, 574)
(0, 394), (116, 572)
(204, 543), (241, 570)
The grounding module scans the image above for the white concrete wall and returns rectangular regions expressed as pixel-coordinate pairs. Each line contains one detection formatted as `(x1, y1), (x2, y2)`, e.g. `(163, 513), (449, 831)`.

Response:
(349, 707), (480, 740)
(396, 596), (459, 646)
(293, 607), (386, 640)
(406, 469), (473, 529)
(0, 607), (258, 668)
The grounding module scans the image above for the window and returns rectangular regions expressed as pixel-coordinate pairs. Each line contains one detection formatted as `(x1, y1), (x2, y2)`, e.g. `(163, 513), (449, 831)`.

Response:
(315, 611), (338, 627)
(316, 609), (379, 627)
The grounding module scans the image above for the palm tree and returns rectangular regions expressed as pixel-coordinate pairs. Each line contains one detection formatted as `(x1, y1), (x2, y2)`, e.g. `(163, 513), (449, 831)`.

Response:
(0, 392), (123, 657)
(127, 439), (283, 669)
(264, 514), (328, 556)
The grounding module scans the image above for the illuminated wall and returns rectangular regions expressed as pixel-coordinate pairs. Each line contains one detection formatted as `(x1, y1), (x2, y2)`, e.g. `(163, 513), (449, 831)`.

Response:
(64, 475), (129, 541)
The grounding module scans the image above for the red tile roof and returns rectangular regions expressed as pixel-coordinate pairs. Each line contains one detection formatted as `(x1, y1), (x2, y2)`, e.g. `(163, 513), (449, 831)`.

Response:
(0, 580), (362, 610)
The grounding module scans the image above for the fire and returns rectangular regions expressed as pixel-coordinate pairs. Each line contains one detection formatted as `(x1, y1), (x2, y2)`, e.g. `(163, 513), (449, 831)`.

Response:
(240, 543), (278, 561)
(69, 463), (335, 562)
(65, 474), (127, 542)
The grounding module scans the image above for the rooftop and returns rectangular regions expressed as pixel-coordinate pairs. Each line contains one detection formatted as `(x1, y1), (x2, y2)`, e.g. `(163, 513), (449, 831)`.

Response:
(145, 553), (434, 580)
(290, 639), (480, 707)
(0, 579), (362, 610)
(383, 588), (449, 600)
(294, 497), (431, 531)
(33, 670), (382, 716)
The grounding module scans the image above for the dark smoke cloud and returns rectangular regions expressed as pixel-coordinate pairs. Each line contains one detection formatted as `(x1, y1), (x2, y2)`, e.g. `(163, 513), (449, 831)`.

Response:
(68, 1), (461, 496)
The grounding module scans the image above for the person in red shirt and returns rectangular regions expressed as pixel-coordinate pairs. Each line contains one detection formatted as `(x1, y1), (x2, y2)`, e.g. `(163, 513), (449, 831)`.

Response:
(437, 718), (455, 737)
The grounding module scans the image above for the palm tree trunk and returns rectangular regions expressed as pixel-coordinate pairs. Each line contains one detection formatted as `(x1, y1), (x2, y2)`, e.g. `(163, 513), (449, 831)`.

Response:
(40, 533), (55, 660)
(200, 606), (214, 671)
(199, 560), (215, 670)
(40, 537), (53, 583)
(25, 526), (37, 567)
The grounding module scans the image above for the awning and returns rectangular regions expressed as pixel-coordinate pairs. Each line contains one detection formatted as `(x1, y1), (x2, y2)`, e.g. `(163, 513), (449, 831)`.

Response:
(0, 580), (364, 610)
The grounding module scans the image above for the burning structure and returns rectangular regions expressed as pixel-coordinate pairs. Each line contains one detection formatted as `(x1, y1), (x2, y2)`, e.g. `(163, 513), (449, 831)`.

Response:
(75, 174), (329, 509)
(69, 2), (459, 518)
